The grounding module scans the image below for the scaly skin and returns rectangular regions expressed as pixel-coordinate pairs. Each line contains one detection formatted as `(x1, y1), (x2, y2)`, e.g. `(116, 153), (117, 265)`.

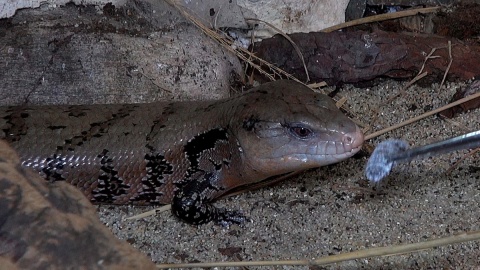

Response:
(0, 80), (364, 224)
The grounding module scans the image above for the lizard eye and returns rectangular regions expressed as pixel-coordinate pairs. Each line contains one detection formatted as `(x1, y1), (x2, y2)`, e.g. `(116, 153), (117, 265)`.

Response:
(289, 126), (312, 138)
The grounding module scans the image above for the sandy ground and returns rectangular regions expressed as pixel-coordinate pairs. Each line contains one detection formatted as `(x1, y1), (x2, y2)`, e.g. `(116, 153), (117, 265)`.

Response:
(98, 79), (480, 269)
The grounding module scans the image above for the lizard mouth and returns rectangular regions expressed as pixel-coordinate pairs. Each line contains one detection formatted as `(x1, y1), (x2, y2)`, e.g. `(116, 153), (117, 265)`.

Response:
(220, 127), (364, 200)
(274, 124), (364, 166)
(221, 140), (363, 199)
(315, 124), (364, 161)
(335, 124), (364, 155)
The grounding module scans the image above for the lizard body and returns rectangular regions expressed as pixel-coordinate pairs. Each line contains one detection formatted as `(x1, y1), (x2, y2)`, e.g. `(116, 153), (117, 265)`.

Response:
(0, 80), (363, 224)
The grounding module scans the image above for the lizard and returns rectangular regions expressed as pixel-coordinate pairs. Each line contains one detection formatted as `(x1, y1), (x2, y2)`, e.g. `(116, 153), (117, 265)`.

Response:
(0, 80), (364, 225)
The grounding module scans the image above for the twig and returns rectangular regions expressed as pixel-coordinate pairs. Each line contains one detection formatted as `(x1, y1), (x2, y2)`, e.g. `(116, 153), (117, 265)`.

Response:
(366, 42), (462, 139)
(419, 48), (440, 76)
(439, 40), (453, 90)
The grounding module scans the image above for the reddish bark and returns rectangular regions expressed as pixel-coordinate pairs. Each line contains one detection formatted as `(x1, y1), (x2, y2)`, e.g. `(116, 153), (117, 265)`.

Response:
(252, 30), (480, 85)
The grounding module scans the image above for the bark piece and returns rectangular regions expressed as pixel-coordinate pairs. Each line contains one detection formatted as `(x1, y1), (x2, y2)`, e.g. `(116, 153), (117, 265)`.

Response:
(252, 30), (480, 85)
(0, 140), (156, 269)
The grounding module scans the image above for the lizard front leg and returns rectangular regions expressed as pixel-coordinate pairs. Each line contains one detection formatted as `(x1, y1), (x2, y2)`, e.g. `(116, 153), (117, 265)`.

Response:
(172, 172), (248, 225)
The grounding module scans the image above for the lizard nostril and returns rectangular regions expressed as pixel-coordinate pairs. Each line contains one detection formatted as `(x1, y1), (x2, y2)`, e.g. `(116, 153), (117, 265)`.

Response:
(342, 126), (364, 148)
(343, 134), (354, 144)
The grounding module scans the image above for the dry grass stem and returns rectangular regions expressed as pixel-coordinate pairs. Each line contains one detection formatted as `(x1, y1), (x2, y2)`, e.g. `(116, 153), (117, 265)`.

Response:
(308, 81), (328, 88)
(366, 72), (428, 134)
(446, 148), (480, 174)
(245, 17), (310, 82)
(164, 0), (301, 83)
(125, 205), (171, 220)
(156, 230), (480, 268)
(335, 96), (348, 108)
(384, 71), (428, 106)
(442, 117), (470, 131)
(365, 91), (480, 140)
(321, 7), (440, 32)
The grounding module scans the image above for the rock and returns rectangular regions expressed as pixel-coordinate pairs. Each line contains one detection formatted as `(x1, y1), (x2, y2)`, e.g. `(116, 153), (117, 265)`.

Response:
(0, 139), (156, 269)
(0, 0), (124, 19)
(237, 0), (350, 38)
(0, 0), (243, 106)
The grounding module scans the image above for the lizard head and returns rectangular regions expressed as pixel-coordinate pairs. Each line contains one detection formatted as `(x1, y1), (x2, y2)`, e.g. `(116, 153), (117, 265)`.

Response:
(232, 80), (364, 179)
